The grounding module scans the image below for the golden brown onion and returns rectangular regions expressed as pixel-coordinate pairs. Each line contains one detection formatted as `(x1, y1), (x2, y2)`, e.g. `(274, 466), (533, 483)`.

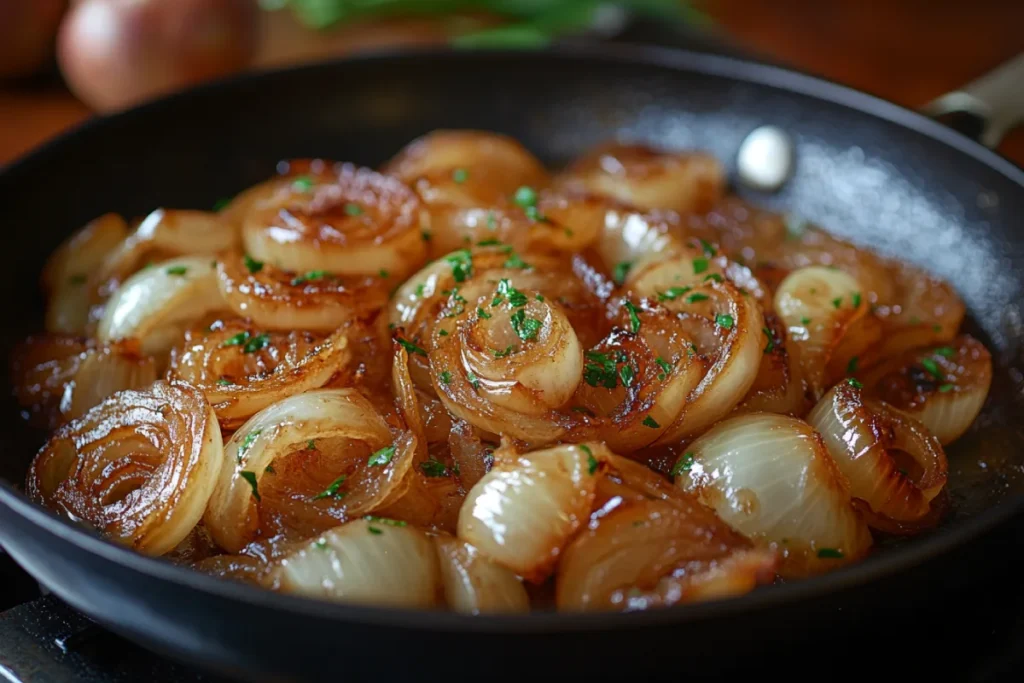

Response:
(167, 319), (350, 430)
(27, 381), (223, 556)
(858, 335), (991, 445)
(734, 314), (811, 417)
(242, 161), (428, 280)
(204, 388), (415, 552)
(434, 534), (529, 614)
(11, 335), (157, 430)
(676, 412), (872, 577)
(808, 380), (947, 528)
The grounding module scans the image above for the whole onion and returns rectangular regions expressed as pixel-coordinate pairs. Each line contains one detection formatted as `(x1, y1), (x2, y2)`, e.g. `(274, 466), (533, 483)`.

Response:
(57, 0), (259, 112)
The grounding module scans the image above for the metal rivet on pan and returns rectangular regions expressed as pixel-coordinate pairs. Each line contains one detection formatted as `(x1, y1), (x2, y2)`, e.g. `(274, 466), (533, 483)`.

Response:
(736, 125), (795, 192)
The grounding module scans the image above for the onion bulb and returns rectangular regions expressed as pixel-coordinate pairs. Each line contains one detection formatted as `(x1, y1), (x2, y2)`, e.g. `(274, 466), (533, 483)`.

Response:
(57, 0), (259, 112)
(675, 412), (872, 577)
(204, 389), (416, 552)
(11, 334), (157, 430)
(808, 380), (947, 529)
(434, 535), (529, 614)
(272, 519), (440, 608)
(457, 442), (600, 582)
(858, 335), (991, 445)
(167, 319), (350, 430)
(556, 142), (726, 214)
(27, 380), (223, 556)
(97, 255), (228, 358)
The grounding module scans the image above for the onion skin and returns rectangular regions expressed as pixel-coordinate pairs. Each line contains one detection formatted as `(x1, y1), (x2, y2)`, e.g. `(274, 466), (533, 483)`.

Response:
(216, 251), (389, 331)
(204, 388), (416, 552)
(808, 381), (947, 528)
(27, 380), (223, 556)
(676, 412), (872, 577)
(167, 319), (350, 430)
(273, 519), (441, 608)
(858, 335), (992, 445)
(457, 442), (600, 582)
(243, 161), (428, 280)
(434, 535), (529, 614)
(557, 142), (726, 214)
(11, 335), (157, 430)
(97, 255), (229, 359)
(42, 213), (129, 335)
(58, 0), (258, 112)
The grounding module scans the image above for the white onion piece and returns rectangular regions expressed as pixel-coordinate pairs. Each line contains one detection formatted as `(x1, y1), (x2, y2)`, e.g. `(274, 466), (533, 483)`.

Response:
(204, 389), (414, 552)
(457, 442), (599, 582)
(676, 412), (872, 577)
(273, 519), (440, 608)
(434, 535), (529, 614)
(596, 209), (680, 270)
(42, 213), (129, 335)
(97, 256), (228, 357)
(807, 381), (947, 527)
(27, 381), (223, 556)
(734, 314), (811, 418)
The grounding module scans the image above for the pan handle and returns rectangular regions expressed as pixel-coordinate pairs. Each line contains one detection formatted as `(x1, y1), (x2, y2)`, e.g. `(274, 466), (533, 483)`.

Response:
(921, 53), (1024, 148)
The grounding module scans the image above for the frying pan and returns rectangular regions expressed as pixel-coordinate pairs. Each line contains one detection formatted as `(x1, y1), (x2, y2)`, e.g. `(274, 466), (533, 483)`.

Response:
(1, 44), (1023, 682)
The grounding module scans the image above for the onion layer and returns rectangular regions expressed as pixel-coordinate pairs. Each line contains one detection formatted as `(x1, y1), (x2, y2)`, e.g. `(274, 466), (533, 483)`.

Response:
(807, 381), (947, 527)
(27, 381), (223, 556)
(273, 519), (441, 607)
(676, 412), (872, 577)
(434, 535), (529, 614)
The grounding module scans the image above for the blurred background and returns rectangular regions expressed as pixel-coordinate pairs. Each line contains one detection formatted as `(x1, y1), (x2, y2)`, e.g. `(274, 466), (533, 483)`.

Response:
(1, 0), (1022, 166)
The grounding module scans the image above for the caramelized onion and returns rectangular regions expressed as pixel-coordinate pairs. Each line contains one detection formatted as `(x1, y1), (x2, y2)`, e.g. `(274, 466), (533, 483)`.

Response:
(242, 161), (428, 280)
(676, 412), (872, 577)
(434, 534), (529, 614)
(272, 519), (440, 607)
(97, 256), (229, 358)
(27, 381), (223, 556)
(204, 389), (415, 552)
(858, 335), (991, 445)
(808, 381), (947, 527)
(734, 314), (811, 417)
(12, 335), (157, 430)
(457, 442), (600, 582)
(167, 319), (350, 429)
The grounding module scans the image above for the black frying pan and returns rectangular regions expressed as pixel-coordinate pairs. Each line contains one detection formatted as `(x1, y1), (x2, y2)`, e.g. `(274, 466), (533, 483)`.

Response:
(1, 44), (1023, 682)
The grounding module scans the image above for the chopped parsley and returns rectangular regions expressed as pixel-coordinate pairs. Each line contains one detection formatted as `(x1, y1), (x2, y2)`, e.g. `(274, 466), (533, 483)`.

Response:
(166, 266), (188, 276)
(264, 465), (276, 474)
(715, 314), (735, 329)
(642, 415), (660, 428)
(367, 445), (396, 467)
(216, 378), (233, 386)
(467, 373), (480, 390)
(800, 316), (812, 325)
(655, 357), (673, 380)
(938, 383), (954, 392)
(658, 286), (692, 301)
(613, 261), (632, 286)
(477, 307), (492, 320)
(486, 211), (497, 231)
(240, 471), (260, 502)
(703, 273), (724, 283)
(446, 249), (473, 283)
(314, 538), (328, 550)
(367, 526), (383, 535)
(831, 297), (842, 309)
(291, 270), (331, 286)
(510, 309), (542, 341)
(438, 329), (449, 337)
(492, 278), (528, 308)
(623, 301), (641, 333)
(619, 364), (636, 387)
(817, 548), (844, 559)
(307, 440), (317, 450)
(213, 197), (232, 211)
(698, 238), (716, 257)
(493, 345), (516, 358)
(421, 457), (449, 477)
(222, 331), (251, 348)
(763, 327), (776, 354)
(852, 292), (862, 308)
(452, 168), (469, 183)
(364, 515), (407, 527)
(243, 333), (270, 354)
(692, 257), (709, 275)
(291, 176), (313, 192)
(513, 185), (537, 208)
(414, 283), (426, 297)
(920, 358), (943, 380)
(686, 292), (709, 304)
(584, 447), (598, 475)
(504, 253), (530, 269)
(344, 202), (363, 216)
(670, 453), (695, 476)
(243, 255), (264, 274)
(440, 370), (452, 385)
(847, 356), (859, 374)
(846, 377), (864, 389)
(421, 230), (432, 242)
(238, 429), (261, 462)
(583, 350), (622, 389)
(312, 475), (347, 500)
(477, 239), (502, 247)
(398, 338), (428, 357)
(934, 346), (955, 358)
(379, 269), (389, 278)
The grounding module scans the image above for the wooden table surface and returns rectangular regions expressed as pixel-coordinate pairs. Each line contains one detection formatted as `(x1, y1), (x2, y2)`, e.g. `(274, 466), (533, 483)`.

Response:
(1, 0), (1022, 166)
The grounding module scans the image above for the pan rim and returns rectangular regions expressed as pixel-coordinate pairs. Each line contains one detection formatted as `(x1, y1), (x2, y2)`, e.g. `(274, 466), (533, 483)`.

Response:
(1, 41), (1022, 633)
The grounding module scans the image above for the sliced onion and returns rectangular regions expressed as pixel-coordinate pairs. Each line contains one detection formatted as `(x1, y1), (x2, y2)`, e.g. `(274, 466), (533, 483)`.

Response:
(676, 412), (873, 577)
(97, 256), (229, 358)
(242, 161), (428, 280)
(434, 534), (529, 614)
(807, 381), (947, 527)
(595, 209), (679, 269)
(858, 335), (991, 445)
(457, 442), (600, 582)
(216, 251), (389, 331)
(204, 389), (415, 552)
(167, 319), (350, 429)
(448, 419), (494, 491)
(556, 142), (726, 214)
(272, 519), (441, 608)
(42, 213), (129, 335)
(734, 313), (811, 417)
(11, 335), (157, 430)
(27, 381), (223, 556)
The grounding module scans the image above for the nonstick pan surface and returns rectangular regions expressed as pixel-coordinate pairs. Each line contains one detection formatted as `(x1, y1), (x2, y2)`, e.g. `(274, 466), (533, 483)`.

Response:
(0, 44), (1022, 682)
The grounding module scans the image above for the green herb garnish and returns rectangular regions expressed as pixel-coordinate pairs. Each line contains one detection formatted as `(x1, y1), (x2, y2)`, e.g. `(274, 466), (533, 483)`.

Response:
(847, 356), (859, 374)
(398, 338), (428, 357)
(817, 548), (844, 559)
(934, 347), (955, 358)
(513, 185), (537, 208)
(421, 457), (449, 477)
(344, 202), (363, 216)
(440, 370), (452, 384)
(446, 249), (473, 283)
(222, 331), (251, 348)
(291, 176), (313, 192)
(670, 453), (695, 477)
(623, 301), (641, 333)
(686, 292), (709, 304)
(692, 257), (709, 275)
(243, 255), (264, 273)
(613, 261), (632, 286)
(493, 345), (516, 358)
(655, 357), (673, 380)
(715, 314), (735, 329)
(846, 378), (864, 389)
(658, 286), (692, 301)
(312, 475), (347, 501)
(938, 383), (954, 392)
(452, 168), (469, 184)
(166, 266), (188, 276)
(642, 415), (660, 428)
(852, 292), (862, 308)
(240, 471), (260, 502)
(920, 358), (943, 380)
(291, 270), (331, 286)
(368, 445), (396, 467)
